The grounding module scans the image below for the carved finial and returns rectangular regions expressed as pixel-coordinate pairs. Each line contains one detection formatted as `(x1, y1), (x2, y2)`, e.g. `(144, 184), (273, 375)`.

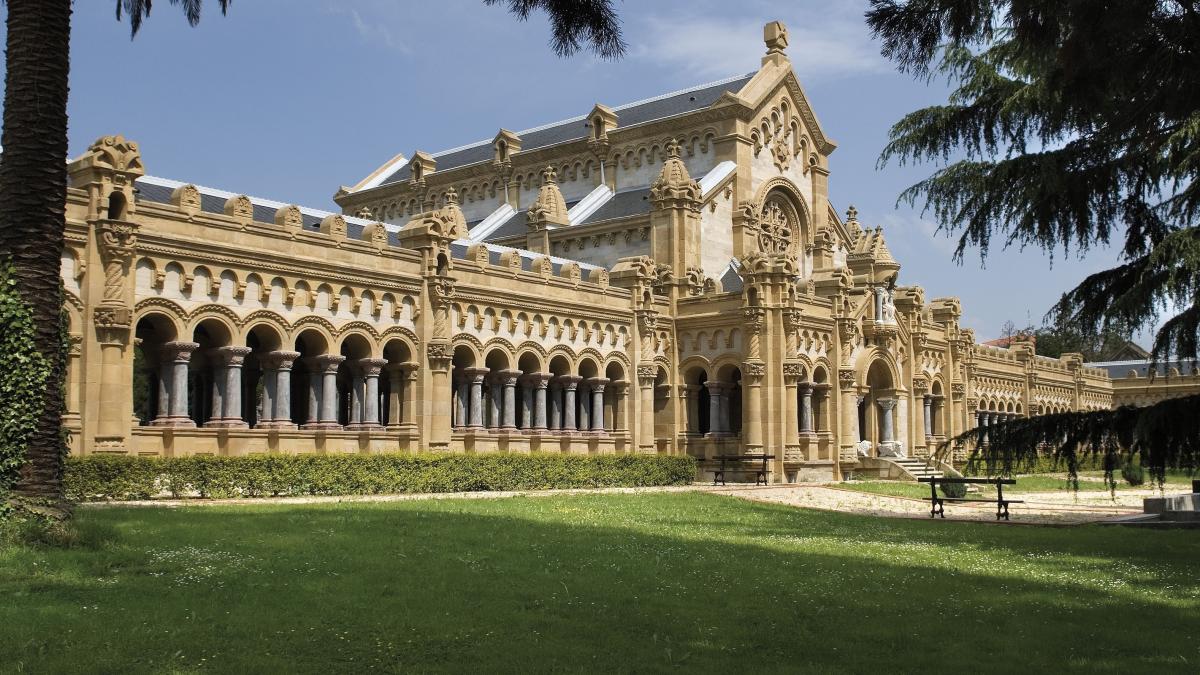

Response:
(355, 206), (375, 220)
(665, 138), (681, 160)
(541, 166), (558, 185)
(846, 205), (858, 223)
(764, 21), (789, 56)
(527, 167), (569, 228)
(445, 187), (459, 206)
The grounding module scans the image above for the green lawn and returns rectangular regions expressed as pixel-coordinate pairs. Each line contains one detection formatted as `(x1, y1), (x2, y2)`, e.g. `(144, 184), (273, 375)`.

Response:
(2, 493), (1198, 673)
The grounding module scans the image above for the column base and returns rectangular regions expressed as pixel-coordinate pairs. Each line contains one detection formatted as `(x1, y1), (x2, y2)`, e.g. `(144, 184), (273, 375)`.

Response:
(256, 421), (297, 430)
(345, 423), (384, 431)
(301, 422), (344, 431)
(203, 419), (248, 429)
(150, 417), (196, 429)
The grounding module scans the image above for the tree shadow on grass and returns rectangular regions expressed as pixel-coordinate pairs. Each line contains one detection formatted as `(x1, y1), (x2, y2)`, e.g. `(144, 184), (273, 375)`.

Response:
(1, 492), (1197, 673)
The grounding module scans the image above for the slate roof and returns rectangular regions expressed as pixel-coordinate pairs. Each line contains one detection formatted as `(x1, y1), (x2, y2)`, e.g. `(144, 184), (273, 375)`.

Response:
(378, 72), (755, 186)
(1086, 359), (1199, 378)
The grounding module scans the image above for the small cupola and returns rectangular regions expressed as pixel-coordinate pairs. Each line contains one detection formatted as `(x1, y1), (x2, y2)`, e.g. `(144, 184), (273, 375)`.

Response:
(409, 150), (436, 187)
(587, 104), (618, 141)
(493, 129), (522, 165)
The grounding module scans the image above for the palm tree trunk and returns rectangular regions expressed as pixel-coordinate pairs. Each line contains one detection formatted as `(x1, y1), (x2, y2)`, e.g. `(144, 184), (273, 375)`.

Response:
(0, 0), (72, 515)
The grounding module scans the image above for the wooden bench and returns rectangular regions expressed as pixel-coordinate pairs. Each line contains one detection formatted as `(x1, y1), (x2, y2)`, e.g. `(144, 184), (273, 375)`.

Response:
(710, 454), (772, 486)
(917, 476), (1023, 521)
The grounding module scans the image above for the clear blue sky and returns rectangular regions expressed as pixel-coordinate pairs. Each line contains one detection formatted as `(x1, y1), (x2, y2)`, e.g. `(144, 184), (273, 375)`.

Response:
(24, 0), (1130, 341)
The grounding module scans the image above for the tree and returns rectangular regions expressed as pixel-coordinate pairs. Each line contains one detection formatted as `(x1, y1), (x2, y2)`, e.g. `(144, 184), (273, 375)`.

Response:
(867, 0), (1200, 483)
(0, 0), (624, 518)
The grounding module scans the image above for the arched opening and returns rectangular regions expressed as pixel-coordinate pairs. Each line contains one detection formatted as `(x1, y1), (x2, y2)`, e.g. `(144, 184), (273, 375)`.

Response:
(604, 362), (627, 433)
(190, 318), (236, 427)
(133, 314), (179, 426)
(713, 364), (742, 437)
(292, 330), (331, 427)
(861, 359), (897, 456)
(338, 334), (374, 428)
(436, 253), (449, 276)
(244, 324), (283, 428)
(452, 345), (479, 429)
(812, 367), (829, 432)
(497, 140), (508, 161)
(381, 340), (414, 428)
(547, 355), (572, 432)
(484, 349), (512, 429)
(107, 190), (128, 220)
(516, 352), (543, 429)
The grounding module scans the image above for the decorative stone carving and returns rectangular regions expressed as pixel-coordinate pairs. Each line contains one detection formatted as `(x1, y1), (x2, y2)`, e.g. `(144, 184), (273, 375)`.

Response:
(170, 184), (202, 216)
(320, 214), (347, 240)
(838, 368), (856, 389)
(224, 194), (254, 224)
(363, 222), (389, 249)
(426, 342), (451, 371)
(96, 219), (138, 305)
(757, 199), (794, 254)
(649, 139), (701, 211)
(275, 205), (303, 233)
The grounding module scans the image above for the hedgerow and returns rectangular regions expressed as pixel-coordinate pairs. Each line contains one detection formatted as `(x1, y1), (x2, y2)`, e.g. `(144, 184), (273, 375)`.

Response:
(64, 452), (698, 501)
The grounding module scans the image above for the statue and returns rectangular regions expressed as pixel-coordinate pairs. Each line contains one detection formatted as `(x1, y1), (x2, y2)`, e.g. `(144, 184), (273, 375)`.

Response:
(881, 288), (897, 325)
(856, 439), (872, 457)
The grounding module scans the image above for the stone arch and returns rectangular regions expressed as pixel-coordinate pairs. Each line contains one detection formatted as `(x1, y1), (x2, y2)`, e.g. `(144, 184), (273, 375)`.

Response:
(291, 316), (337, 347)
(482, 337), (518, 365)
(239, 310), (291, 344)
(187, 310), (237, 346)
(453, 334), (485, 365)
(752, 176), (812, 250)
(134, 297), (188, 331)
(336, 329), (378, 359)
(515, 342), (548, 372)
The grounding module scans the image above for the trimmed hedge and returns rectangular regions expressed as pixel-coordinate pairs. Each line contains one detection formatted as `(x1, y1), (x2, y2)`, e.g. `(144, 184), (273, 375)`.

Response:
(64, 452), (697, 501)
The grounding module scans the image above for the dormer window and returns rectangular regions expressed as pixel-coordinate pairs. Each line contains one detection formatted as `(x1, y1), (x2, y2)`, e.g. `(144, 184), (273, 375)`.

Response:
(492, 129), (522, 166)
(412, 163), (423, 182)
(497, 140), (507, 162)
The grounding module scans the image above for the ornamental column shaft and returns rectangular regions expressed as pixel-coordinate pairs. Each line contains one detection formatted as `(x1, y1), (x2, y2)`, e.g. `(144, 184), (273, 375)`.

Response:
(877, 398), (896, 444)
(466, 367), (488, 429)
(205, 346), (251, 428)
(258, 350), (299, 429)
(637, 367), (655, 450)
(743, 367), (763, 450)
(800, 384), (814, 434)
(587, 378), (609, 433)
(318, 354), (345, 426)
(548, 384), (561, 430)
(923, 396), (933, 438)
(560, 376), (581, 431)
(153, 341), (199, 428)
(531, 374), (550, 430)
(500, 370), (520, 430)
(706, 382), (723, 435)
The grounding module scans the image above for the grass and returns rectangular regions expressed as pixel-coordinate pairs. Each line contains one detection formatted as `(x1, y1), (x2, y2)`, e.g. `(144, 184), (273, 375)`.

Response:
(2, 493), (1198, 673)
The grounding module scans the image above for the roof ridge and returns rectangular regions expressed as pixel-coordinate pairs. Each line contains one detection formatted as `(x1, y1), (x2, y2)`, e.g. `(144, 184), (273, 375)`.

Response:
(426, 71), (754, 159)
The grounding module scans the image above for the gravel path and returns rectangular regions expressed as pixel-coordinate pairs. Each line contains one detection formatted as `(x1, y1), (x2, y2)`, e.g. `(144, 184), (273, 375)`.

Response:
(82, 482), (1155, 525)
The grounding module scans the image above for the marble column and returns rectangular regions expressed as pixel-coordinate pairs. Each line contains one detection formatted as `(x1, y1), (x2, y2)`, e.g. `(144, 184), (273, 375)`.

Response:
(800, 384), (815, 434)
(586, 377), (609, 433)
(152, 341), (199, 428)
(530, 373), (551, 431)
(499, 369), (520, 430)
(204, 346), (251, 428)
(637, 368), (655, 450)
(923, 396), (933, 438)
(314, 354), (345, 428)
(876, 397), (896, 444)
(560, 375), (581, 432)
(705, 381), (725, 436)
(258, 350), (300, 429)
(465, 367), (488, 429)
(453, 370), (469, 428)
(548, 382), (562, 430)
(348, 359), (386, 429)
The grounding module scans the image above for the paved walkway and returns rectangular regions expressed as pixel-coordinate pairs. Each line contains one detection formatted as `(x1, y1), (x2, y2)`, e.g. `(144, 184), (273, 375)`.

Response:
(83, 482), (1153, 525)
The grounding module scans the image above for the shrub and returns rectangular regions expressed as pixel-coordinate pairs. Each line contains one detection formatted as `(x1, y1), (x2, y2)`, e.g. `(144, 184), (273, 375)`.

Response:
(1121, 460), (1146, 487)
(939, 481), (968, 499)
(63, 452), (697, 502)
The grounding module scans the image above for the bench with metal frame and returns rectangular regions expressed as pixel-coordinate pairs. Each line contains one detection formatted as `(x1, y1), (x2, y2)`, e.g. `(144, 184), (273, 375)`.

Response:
(709, 454), (772, 486)
(917, 476), (1023, 521)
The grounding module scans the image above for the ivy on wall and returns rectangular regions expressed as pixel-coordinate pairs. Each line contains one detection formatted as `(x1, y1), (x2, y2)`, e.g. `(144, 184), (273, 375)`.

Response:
(0, 260), (53, 516)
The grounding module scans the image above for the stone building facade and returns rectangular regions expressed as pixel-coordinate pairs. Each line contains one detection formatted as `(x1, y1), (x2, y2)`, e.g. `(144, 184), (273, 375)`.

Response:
(63, 22), (1181, 481)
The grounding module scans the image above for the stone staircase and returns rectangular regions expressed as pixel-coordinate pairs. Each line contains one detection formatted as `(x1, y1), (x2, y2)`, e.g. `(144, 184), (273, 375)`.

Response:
(881, 457), (944, 481)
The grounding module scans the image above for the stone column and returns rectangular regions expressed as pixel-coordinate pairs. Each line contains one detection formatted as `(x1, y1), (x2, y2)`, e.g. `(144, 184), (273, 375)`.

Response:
(978, 411), (989, 444)
(743, 365), (763, 451)
(876, 397), (896, 446)
(548, 381), (562, 430)
(387, 363), (418, 429)
(303, 358), (321, 427)
(348, 359), (386, 429)
(466, 367), (488, 429)
(152, 341), (198, 428)
(610, 381), (629, 432)
(530, 373), (551, 431)
(205, 346), (251, 428)
(923, 396), (933, 438)
(782, 370), (800, 457)
(586, 377), (609, 433)
(258, 350), (300, 429)
(488, 377), (503, 429)
(560, 375), (581, 432)
(519, 376), (535, 430)
(706, 381), (725, 436)
(154, 354), (170, 423)
(316, 354), (345, 428)
(453, 370), (468, 428)
(499, 369), (520, 430)
(800, 384), (815, 434)
(636, 366), (655, 450)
